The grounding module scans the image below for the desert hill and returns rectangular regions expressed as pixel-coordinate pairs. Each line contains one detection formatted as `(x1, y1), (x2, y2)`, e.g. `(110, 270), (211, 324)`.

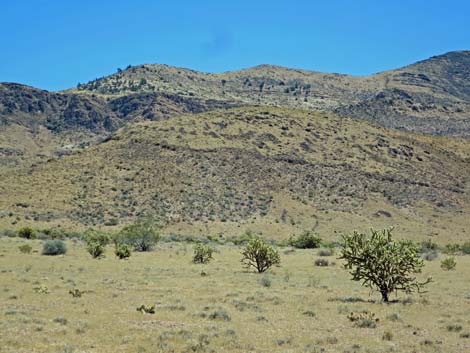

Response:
(1, 107), (468, 242)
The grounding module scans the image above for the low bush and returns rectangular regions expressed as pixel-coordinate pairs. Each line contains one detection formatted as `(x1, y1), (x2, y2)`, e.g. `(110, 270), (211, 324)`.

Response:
(114, 243), (132, 259)
(318, 248), (333, 256)
(42, 240), (67, 256)
(314, 258), (329, 267)
(461, 242), (470, 255)
(18, 227), (35, 239)
(118, 219), (161, 251)
(440, 257), (456, 271)
(18, 244), (32, 254)
(289, 230), (322, 249)
(423, 250), (439, 261)
(259, 276), (272, 288)
(443, 243), (461, 255)
(420, 240), (438, 253)
(193, 243), (214, 264)
(347, 311), (379, 328)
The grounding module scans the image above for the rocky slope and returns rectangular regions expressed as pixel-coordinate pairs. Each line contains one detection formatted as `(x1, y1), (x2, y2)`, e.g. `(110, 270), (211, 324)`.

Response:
(1, 107), (468, 241)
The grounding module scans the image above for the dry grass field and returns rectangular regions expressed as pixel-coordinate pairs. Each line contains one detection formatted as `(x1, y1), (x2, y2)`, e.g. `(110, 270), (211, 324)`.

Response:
(1, 236), (470, 353)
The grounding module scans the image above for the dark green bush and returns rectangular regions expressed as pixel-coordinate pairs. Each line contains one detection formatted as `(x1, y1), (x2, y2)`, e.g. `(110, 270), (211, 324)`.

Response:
(18, 227), (36, 239)
(115, 243), (132, 259)
(42, 240), (67, 256)
(118, 219), (161, 251)
(461, 242), (470, 255)
(193, 243), (214, 264)
(289, 231), (322, 249)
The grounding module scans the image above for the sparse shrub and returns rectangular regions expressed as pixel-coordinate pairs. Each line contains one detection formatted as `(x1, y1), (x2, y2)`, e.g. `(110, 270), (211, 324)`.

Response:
(208, 309), (231, 321)
(193, 243), (214, 264)
(259, 276), (272, 287)
(386, 313), (400, 321)
(340, 228), (431, 302)
(440, 257), (456, 271)
(136, 304), (155, 314)
(2, 229), (16, 237)
(230, 230), (256, 245)
(302, 310), (316, 318)
(53, 316), (68, 325)
(114, 243), (132, 259)
(420, 240), (438, 253)
(42, 240), (67, 256)
(447, 324), (463, 332)
(33, 284), (49, 294)
(289, 230), (322, 249)
(443, 243), (461, 255)
(19, 244), (32, 254)
(461, 242), (470, 255)
(314, 258), (329, 267)
(347, 311), (379, 328)
(423, 250), (439, 261)
(118, 218), (161, 251)
(382, 331), (393, 341)
(84, 230), (110, 258)
(241, 237), (280, 273)
(318, 248), (333, 256)
(69, 289), (84, 298)
(18, 227), (35, 239)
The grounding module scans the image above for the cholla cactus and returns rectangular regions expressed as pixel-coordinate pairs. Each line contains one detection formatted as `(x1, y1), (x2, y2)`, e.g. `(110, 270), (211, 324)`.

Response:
(241, 237), (280, 273)
(340, 228), (432, 302)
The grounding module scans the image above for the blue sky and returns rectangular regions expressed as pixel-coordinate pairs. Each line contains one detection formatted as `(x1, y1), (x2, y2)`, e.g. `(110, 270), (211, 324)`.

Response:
(1, 0), (469, 91)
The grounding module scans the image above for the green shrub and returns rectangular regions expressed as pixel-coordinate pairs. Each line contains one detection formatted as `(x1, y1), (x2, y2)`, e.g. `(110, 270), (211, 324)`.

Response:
(84, 230), (110, 258)
(18, 227), (36, 239)
(241, 237), (280, 273)
(118, 219), (161, 251)
(289, 230), (322, 249)
(2, 229), (16, 237)
(443, 243), (461, 255)
(340, 228), (431, 302)
(114, 243), (132, 259)
(230, 231), (256, 245)
(440, 257), (456, 271)
(208, 309), (231, 321)
(193, 243), (214, 264)
(461, 242), (470, 255)
(18, 244), (32, 254)
(42, 240), (67, 256)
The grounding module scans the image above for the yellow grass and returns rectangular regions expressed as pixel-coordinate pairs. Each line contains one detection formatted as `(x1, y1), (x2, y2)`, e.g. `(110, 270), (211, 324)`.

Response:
(1, 237), (470, 352)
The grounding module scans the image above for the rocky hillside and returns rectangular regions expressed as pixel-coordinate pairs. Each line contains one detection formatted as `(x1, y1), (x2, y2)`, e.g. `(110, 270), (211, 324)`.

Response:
(72, 51), (470, 137)
(1, 51), (469, 169)
(1, 107), (468, 241)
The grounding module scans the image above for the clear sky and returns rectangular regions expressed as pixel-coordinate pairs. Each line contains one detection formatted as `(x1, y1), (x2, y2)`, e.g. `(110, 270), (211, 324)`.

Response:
(1, 0), (469, 91)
